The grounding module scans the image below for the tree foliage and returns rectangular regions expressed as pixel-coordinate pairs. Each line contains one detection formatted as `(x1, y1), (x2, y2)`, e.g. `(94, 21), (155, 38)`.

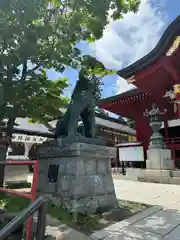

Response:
(0, 0), (140, 71)
(0, 0), (140, 136)
(126, 118), (136, 130)
(15, 74), (70, 123)
(79, 55), (116, 100)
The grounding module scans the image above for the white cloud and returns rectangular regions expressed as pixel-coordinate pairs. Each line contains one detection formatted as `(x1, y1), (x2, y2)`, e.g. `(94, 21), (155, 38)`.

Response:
(92, 0), (168, 94)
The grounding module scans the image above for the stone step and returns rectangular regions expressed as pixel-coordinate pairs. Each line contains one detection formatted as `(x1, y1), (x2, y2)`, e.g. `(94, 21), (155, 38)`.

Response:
(138, 176), (180, 184)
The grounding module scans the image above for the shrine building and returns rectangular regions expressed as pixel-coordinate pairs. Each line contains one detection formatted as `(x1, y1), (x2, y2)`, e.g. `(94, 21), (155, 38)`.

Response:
(6, 111), (135, 163)
(98, 16), (180, 168)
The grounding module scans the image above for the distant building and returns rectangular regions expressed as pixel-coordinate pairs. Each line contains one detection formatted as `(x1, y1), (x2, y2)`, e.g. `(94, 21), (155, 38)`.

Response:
(5, 109), (136, 163)
(49, 109), (136, 146)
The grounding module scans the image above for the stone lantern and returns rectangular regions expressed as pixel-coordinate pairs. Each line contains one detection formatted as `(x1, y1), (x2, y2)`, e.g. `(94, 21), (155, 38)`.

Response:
(144, 103), (167, 149)
(143, 103), (174, 170)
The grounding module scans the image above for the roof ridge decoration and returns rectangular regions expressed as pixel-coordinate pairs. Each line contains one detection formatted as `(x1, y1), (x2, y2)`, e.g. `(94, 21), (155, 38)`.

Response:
(166, 36), (180, 56)
(117, 15), (180, 79)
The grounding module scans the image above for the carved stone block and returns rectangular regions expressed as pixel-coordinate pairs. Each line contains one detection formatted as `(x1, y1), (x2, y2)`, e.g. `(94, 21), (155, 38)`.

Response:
(37, 141), (117, 214)
(146, 149), (174, 170)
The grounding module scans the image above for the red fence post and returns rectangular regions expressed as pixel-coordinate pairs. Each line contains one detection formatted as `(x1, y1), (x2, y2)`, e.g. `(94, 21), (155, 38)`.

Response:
(0, 160), (39, 240)
(31, 160), (39, 201)
(26, 160), (39, 240)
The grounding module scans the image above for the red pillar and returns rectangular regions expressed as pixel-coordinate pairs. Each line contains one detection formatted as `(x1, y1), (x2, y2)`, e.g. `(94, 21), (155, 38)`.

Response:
(136, 117), (152, 150)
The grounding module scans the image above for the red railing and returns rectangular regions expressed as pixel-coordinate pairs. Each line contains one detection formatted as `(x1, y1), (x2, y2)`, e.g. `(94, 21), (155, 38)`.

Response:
(165, 137), (180, 145)
(164, 137), (180, 168)
(141, 137), (180, 149)
(0, 160), (39, 240)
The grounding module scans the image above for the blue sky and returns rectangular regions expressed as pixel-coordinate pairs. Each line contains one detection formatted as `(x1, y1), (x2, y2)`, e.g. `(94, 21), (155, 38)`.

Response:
(47, 0), (180, 99)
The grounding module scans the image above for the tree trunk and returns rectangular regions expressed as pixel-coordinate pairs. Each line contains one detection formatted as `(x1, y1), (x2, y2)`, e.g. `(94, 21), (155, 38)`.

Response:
(0, 139), (9, 187)
(0, 117), (15, 186)
(6, 117), (15, 138)
(0, 71), (14, 186)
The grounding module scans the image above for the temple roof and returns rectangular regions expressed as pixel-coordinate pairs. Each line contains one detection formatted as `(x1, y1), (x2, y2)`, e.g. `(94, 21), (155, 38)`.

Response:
(14, 118), (51, 134)
(49, 115), (135, 135)
(117, 16), (180, 79)
(98, 88), (140, 103)
(99, 16), (180, 120)
(98, 89), (151, 119)
(8, 113), (135, 138)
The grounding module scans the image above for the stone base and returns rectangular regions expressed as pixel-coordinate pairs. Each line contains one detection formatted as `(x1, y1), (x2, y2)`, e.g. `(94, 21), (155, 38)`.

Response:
(146, 149), (174, 170)
(138, 169), (180, 184)
(37, 142), (117, 214)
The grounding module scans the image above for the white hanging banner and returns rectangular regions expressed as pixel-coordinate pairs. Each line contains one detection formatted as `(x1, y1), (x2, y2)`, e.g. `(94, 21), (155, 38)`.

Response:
(12, 134), (47, 144)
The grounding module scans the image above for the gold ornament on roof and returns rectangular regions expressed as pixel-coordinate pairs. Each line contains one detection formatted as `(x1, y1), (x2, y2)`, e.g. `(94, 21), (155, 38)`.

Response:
(174, 84), (180, 95)
(166, 36), (180, 56)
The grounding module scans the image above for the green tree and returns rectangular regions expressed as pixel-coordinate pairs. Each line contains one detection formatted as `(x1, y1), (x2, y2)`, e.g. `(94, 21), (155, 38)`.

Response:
(0, 0), (140, 183)
(0, 0), (140, 127)
(126, 118), (136, 130)
(3, 72), (69, 137)
(80, 55), (116, 100)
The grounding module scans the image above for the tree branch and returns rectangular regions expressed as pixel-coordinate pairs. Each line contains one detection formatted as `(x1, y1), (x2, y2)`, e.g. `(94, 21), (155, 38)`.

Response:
(27, 63), (42, 75)
(21, 60), (27, 81)
(6, 116), (16, 138)
(0, 39), (6, 55)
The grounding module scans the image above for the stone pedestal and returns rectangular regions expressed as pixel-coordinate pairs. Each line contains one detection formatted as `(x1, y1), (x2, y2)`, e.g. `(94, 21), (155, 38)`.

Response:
(37, 141), (117, 214)
(146, 149), (174, 170)
(138, 169), (180, 184)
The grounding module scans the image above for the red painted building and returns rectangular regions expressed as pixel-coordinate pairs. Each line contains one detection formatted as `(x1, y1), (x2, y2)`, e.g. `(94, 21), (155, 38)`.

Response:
(98, 16), (180, 168)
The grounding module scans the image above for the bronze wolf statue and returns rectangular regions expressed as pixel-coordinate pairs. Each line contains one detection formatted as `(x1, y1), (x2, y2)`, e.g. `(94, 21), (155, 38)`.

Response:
(55, 69), (96, 139)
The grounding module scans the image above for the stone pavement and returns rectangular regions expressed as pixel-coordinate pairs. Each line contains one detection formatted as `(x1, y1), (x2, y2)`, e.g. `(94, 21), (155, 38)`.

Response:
(6, 167), (180, 239)
(33, 213), (89, 240)
(44, 180), (180, 240)
(114, 179), (180, 208)
(90, 206), (180, 240)
(88, 179), (180, 239)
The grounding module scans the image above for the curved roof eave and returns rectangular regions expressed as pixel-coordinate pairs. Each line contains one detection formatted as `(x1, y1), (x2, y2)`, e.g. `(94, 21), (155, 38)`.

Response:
(117, 15), (180, 79)
(98, 88), (140, 104)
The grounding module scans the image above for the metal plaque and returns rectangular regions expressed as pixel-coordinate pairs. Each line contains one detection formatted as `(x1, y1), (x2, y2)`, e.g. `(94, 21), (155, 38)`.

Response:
(47, 164), (59, 183)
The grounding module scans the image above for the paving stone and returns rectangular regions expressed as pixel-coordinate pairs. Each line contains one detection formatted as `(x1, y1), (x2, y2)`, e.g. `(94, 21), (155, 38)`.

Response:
(101, 220), (130, 233)
(163, 208), (180, 214)
(105, 207), (161, 230)
(45, 225), (90, 240)
(162, 225), (180, 239)
(133, 210), (180, 236)
(90, 206), (162, 239)
(90, 230), (113, 240)
(104, 226), (161, 240)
